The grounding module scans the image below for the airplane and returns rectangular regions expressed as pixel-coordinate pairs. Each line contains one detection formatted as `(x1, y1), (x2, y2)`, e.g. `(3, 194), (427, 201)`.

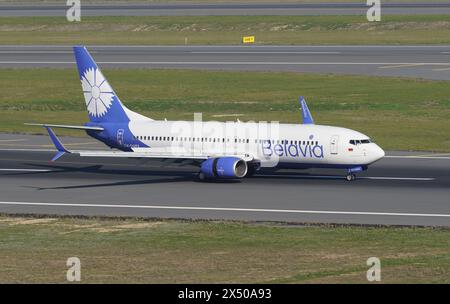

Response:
(26, 46), (385, 182)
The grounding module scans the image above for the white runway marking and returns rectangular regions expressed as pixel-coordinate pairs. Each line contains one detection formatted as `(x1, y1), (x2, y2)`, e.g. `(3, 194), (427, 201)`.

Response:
(363, 176), (434, 181)
(259, 174), (434, 181)
(0, 201), (449, 218)
(0, 139), (27, 142)
(0, 51), (75, 54)
(190, 51), (341, 54)
(0, 148), (54, 152)
(0, 169), (52, 172)
(385, 155), (450, 159)
(433, 67), (450, 71)
(379, 63), (424, 69)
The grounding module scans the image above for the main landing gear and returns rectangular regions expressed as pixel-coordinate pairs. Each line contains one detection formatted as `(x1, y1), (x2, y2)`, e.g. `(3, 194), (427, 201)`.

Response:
(198, 172), (206, 181)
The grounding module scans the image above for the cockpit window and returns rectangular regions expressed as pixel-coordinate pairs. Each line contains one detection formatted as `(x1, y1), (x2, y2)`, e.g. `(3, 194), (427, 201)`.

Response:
(349, 139), (371, 145)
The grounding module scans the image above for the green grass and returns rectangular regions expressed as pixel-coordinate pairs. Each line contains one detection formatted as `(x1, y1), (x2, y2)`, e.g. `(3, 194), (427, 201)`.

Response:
(0, 215), (449, 283)
(2, 68), (450, 152)
(2, 15), (450, 45)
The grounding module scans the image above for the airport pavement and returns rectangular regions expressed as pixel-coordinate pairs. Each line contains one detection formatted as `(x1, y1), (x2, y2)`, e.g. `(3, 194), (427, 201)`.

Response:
(1, 2), (450, 16)
(0, 133), (449, 226)
(2, 45), (450, 80)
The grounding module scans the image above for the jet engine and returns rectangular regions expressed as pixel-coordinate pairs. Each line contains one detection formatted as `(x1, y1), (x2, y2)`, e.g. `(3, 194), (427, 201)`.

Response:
(199, 157), (248, 179)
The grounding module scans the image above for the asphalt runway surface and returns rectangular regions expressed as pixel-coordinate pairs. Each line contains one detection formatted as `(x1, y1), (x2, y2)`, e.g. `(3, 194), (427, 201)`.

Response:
(1, 2), (450, 16)
(0, 133), (449, 226)
(2, 45), (450, 80)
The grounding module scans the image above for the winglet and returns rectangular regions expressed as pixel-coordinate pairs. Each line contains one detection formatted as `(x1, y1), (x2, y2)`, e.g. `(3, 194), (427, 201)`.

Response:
(45, 126), (70, 161)
(299, 96), (314, 124)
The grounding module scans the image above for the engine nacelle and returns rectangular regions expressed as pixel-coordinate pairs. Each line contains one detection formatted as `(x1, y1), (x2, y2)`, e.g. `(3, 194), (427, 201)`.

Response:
(200, 157), (248, 179)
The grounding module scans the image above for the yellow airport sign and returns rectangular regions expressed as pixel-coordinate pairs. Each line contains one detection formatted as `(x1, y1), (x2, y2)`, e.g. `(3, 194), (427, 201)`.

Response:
(242, 36), (255, 44)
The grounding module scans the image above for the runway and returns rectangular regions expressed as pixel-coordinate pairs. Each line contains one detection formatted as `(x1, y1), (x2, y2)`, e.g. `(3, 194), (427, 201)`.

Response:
(0, 133), (449, 227)
(2, 45), (450, 80)
(1, 2), (450, 16)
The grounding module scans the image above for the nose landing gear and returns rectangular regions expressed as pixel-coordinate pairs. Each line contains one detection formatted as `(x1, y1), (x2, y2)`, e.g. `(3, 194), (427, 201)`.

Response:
(346, 173), (356, 181)
(345, 165), (366, 181)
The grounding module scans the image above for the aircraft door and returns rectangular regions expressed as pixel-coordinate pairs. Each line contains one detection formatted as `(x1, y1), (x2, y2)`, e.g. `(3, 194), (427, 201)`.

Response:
(330, 135), (339, 155)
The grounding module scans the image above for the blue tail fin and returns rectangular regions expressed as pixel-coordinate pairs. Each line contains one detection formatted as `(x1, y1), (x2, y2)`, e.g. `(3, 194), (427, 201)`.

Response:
(73, 46), (130, 124)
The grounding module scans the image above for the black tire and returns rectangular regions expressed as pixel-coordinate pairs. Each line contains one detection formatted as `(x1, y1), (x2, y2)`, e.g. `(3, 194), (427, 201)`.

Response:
(346, 174), (356, 181)
(245, 162), (260, 177)
(245, 167), (256, 177)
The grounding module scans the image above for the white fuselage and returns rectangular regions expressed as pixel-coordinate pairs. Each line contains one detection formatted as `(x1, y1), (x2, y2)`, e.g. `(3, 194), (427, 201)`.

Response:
(126, 120), (385, 168)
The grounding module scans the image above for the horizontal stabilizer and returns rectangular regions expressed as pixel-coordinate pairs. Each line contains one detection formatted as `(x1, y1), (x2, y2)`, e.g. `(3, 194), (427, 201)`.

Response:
(25, 123), (104, 131)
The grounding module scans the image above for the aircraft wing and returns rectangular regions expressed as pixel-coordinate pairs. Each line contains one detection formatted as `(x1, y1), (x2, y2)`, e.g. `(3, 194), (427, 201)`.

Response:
(44, 126), (253, 162)
(75, 150), (209, 160)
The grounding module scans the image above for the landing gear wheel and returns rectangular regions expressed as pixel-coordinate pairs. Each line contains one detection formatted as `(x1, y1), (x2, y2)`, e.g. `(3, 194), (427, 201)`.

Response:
(245, 166), (256, 177)
(245, 162), (260, 178)
(346, 174), (356, 181)
(198, 172), (206, 181)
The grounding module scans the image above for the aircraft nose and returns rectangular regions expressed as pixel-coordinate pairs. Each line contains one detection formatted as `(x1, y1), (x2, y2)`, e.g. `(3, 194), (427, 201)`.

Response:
(375, 144), (385, 160)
